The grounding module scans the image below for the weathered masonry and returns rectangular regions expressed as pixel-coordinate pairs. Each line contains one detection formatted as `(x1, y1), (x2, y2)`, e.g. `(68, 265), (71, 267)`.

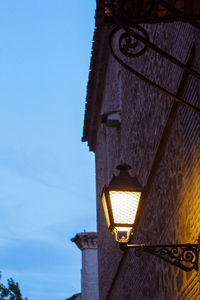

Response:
(83, 1), (200, 299)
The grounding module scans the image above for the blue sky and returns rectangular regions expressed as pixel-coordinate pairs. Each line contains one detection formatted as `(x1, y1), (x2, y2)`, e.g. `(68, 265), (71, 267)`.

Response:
(0, 1), (96, 299)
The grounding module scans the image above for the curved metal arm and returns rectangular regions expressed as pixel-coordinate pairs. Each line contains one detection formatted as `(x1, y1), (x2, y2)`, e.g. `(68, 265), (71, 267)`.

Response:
(108, 1), (200, 115)
(109, 27), (200, 115)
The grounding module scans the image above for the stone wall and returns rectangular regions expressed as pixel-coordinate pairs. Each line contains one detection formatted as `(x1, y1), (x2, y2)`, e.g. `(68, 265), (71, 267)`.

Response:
(93, 21), (200, 300)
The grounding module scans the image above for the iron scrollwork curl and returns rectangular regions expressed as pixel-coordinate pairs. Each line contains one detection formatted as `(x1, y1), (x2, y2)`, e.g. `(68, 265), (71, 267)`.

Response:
(181, 246), (197, 263)
(119, 25), (149, 57)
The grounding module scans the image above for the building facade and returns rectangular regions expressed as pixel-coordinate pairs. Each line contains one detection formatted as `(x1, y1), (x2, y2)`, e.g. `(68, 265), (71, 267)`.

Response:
(83, 1), (200, 299)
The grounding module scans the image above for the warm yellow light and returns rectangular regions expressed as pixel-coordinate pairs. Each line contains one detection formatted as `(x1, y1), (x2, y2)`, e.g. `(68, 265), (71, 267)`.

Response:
(114, 227), (133, 243)
(115, 227), (133, 232)
(102, 192), (110, 228)
(109, 191), (141, 224)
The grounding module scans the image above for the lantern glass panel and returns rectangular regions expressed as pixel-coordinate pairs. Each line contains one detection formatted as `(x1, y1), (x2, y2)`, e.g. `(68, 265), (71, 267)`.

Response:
(102, 192), (110, 228)
(109, 190), (141, 224)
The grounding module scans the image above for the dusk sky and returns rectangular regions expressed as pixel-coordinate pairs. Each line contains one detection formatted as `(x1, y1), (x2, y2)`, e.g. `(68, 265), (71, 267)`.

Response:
(0, 1), (96, 299)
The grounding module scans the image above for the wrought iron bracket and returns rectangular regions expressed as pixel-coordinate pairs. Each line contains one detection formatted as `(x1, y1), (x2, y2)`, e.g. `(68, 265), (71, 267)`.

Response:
(119, 242), (199, 272)
(108, 1), (200, 115)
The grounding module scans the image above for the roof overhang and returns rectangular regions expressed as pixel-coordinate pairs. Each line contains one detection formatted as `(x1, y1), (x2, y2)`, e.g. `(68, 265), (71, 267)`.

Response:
(95, 0), (200, 26)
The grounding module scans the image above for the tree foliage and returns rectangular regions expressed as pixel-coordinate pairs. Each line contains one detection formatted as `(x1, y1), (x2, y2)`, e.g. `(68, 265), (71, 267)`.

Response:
(0, 273), (28, 300)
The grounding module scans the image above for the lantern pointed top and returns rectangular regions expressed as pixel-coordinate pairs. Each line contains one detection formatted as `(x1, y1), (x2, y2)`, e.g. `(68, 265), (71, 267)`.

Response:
(109, 163), (142, 191)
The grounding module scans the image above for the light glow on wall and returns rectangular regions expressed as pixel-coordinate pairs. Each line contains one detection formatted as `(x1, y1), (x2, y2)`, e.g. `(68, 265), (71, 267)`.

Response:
(102, 192), (110, 228)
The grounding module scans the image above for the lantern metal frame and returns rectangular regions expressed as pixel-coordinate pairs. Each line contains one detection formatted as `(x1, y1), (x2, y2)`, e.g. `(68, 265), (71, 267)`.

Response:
(102, 186), (142, 242)
(102, 164), (200, 272)
(105, 0), (200, 115)
(102, 164), (143, 242)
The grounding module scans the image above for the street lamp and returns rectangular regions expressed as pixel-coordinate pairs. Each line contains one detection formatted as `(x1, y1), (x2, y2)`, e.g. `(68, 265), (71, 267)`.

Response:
(102, 164), (200, 272)
(102, 163), (142, 243)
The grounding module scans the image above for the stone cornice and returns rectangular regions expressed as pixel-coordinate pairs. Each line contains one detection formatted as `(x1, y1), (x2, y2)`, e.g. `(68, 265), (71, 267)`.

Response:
(66, 293), (81, 300)
(71, 232), (98, 250)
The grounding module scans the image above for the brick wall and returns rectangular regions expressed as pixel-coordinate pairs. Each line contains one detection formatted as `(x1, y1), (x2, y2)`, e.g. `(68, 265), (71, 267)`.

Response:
(93, 21), (200, 300)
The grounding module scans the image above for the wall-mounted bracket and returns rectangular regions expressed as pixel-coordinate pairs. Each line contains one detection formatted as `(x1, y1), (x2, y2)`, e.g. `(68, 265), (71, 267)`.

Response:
(119, 242), (199, 272)
(107, 1), (200, 115)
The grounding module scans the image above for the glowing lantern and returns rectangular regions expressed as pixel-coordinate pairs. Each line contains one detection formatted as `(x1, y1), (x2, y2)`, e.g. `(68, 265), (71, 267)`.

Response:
(102, 164), (142, 243)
